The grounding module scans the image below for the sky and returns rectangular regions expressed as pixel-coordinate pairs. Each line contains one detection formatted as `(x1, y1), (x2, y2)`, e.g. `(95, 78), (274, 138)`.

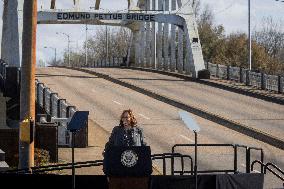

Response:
(0, 0), (283, 65)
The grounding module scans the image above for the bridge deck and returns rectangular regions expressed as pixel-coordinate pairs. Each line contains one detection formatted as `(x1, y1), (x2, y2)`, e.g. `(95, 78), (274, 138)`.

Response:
(36, 67), (284, 188)
(80, 67), (284, 141)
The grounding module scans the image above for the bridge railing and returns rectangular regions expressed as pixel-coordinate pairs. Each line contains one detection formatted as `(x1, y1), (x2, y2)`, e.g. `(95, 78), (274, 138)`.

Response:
(83, 57), (284, 95)
(207, 62), (284, 94)
(36, 79), (81, 147)
(88, 57), (124, 68)
(171, 143), (264, 175)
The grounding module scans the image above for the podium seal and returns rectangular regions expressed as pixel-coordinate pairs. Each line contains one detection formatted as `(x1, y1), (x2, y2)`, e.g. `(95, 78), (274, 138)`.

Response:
(121, 150), (138, 167)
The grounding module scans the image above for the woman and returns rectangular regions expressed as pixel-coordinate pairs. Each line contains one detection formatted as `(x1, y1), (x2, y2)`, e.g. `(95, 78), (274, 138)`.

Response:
(104, 109), (146, 152)
(103, 110), (149, 189)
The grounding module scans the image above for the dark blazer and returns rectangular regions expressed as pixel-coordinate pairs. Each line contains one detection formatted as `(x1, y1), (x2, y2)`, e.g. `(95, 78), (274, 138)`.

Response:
(104, 125), (146, 150)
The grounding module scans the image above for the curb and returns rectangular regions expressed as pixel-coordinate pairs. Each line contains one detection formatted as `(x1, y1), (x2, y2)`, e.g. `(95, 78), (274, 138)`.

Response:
(63, 66), (284, 150)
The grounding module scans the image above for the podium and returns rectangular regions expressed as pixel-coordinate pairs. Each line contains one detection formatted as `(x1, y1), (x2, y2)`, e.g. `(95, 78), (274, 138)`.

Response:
(103, 146), (152, 189)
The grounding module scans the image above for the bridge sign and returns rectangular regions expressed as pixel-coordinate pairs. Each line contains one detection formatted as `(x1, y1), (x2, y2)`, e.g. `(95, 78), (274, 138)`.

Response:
(37, 11), (185, 29)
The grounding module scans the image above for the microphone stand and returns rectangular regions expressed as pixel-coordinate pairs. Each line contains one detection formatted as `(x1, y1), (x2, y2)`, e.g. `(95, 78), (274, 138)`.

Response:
(71, 131), (76, 189)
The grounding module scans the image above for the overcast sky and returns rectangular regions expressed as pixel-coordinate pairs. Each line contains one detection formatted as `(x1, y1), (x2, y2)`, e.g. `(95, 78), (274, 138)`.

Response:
(0, 0), (283, 64)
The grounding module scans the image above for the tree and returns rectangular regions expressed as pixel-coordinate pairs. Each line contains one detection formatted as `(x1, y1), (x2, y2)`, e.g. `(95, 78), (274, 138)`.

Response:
(37, 59), (45, 67)
(197, 5), (225, 62)
(254, 17), (284, 62)
(61, 27), (131, 67)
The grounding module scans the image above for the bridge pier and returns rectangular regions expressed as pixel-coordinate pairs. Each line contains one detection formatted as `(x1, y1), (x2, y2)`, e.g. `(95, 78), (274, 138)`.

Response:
(0, 0), (20, 130)
(1, 0), (20, 67)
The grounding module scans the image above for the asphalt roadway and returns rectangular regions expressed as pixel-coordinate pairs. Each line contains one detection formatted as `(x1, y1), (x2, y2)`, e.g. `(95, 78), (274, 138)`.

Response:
(36, 67), (284, 188)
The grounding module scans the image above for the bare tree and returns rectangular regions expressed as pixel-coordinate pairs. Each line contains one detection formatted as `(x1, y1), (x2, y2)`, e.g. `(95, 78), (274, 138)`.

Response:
(254, 17), (284, 62)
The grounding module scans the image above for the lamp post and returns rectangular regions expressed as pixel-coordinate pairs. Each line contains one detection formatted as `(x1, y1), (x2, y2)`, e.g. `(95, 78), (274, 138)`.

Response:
(248, 0), (252, 70)
(106, 25), (109, 63)
(85, 24), (88, 66)
(56, 32), (70, 67)
(44, 46), (56, 65)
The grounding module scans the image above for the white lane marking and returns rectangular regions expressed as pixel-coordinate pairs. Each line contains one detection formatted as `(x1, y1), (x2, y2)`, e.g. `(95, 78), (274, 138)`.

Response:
(113, 100), (122, 105)
(139, 113), (150, 120)
(180, 134), (194, 143)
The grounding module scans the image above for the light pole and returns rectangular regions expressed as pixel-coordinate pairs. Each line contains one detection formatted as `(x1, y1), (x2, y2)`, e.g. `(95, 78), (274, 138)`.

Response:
(44, 46), (56, 65)
(248, 0), (252, 70)
(85, 24), (88, 66)
(106, 25), (109, 62)
(56, 32), (70, 67)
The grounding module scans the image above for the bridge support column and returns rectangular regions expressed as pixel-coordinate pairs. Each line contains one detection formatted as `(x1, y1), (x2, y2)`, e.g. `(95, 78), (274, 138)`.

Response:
(128, 31), (139, 67)
(1, 0), (20, 67)
(177, 28), (184, 73)
(150, 0), (156, 69)
(157, 0), (163, 70)
(163, 0), (170, 71)
(170, 0), (177, 72)
(177, 0), (206, 78)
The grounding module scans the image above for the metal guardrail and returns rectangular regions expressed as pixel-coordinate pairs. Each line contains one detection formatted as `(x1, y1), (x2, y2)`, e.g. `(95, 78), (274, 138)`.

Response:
(151, 153), (193, 176)
(1, 160), (104, 174)
(207, 62), (284, 94)
(251, 160), (284, 186)
(171, 143), (264, 175)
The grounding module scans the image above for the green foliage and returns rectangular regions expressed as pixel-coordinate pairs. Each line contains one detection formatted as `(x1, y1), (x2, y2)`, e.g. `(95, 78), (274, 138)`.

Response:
(197, 6), (284, 75)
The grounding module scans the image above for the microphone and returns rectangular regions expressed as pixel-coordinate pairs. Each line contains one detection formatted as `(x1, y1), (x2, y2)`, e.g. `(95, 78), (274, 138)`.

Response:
(124, 128), (135, 146)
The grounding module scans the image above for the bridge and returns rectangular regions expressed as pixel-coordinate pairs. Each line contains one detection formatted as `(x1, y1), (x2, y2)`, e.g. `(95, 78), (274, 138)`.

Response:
(0, 0), (283, 188)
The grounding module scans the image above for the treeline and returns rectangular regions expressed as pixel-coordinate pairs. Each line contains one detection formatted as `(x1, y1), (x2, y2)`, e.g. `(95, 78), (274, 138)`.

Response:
(57, 27), (130, 67)
(51, 2), (284, 75)
(198, 5), (284, 75)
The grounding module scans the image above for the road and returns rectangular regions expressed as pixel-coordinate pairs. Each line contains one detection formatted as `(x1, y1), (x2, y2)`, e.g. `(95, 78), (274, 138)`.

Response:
(36, 67), (284, 188)
(84, 67), (284, 141)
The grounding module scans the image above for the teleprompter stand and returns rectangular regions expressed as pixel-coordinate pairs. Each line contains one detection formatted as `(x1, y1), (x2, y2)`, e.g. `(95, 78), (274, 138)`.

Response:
(67, 111), (89, 189)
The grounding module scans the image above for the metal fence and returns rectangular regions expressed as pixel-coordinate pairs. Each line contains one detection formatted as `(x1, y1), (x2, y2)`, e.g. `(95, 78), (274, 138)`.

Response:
(207, 62), (284, 94)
